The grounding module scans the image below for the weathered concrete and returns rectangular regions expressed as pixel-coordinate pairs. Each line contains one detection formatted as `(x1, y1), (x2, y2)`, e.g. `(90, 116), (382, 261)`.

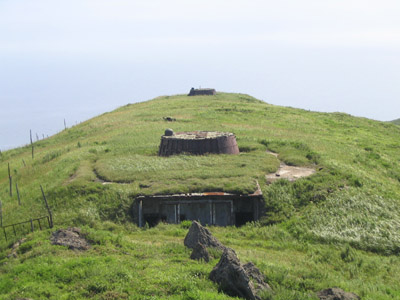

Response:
(158, 130), (239, 156)
(135, 188), (263, 227)
(188, 87), (216, 96)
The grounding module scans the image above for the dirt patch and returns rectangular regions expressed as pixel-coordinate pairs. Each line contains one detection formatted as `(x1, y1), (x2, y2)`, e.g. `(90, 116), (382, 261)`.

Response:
(317, 288), (360, 300)
(7, 238), (27, 258)
(50, 227), (90, 250)
(64, 173), (77, 185)
(266, 151), (315, 183)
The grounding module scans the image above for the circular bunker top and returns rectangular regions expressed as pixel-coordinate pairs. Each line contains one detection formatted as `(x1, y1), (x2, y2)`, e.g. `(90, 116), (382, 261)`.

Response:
(158, 130), (240, 156)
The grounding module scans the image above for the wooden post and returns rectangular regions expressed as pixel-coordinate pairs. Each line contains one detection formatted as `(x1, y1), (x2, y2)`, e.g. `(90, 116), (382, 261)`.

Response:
(138, 200), (143, 227)
(30, 130), (34, 159)
(38, 219), (42, 230)
(0, 201), (2, 227)
(40, 185), (53, 228)
(8, 163), (12, 197)
(22, 159), (26, 167)
(3, 227), (7, 241)
(16, 182), (21, 205)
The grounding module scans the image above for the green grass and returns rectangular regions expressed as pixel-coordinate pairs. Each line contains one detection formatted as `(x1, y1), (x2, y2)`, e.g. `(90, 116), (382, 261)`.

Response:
(0, 223), (399, 299)
(390, 118), (400, 125)
(0, 92), (400, 299)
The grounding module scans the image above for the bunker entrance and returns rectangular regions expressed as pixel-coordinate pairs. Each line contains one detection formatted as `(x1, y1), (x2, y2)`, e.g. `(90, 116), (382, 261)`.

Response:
(235, 212), (254, 227)
(135, 188), (263, 227)
(143, 214), (163, 227)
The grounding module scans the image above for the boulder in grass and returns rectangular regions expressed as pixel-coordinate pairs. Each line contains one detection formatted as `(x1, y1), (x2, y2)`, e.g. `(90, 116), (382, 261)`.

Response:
(190, 243), (210, 262)
(50, 227), (90, 250)
(243, 262), (271, 292)
(209, 248), (271, 300)
(184, 221), (225, 250)
(317, 288), (360, 300)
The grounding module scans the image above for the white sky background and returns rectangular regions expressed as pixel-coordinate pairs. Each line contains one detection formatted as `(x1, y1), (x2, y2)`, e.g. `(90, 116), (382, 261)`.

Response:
(1, 0), (400, 149)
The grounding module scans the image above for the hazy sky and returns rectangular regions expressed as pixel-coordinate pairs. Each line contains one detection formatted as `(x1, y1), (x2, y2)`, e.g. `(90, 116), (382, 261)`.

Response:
(1, 0), (400, 149)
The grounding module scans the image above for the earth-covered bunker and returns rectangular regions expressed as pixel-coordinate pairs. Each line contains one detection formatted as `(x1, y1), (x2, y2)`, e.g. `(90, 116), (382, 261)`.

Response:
(158, 130), (240, 156)
(188, 87), (216, 96)
(134, 186), (263, 227)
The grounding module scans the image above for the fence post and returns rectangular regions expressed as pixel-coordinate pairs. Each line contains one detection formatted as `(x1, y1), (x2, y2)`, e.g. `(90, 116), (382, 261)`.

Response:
(40, 185), (53, 228)
(30, 130), (34, 159)
(16, 182), (21, 205)
(30, 218), (34, 232)
(3, 227), (7, 241)
(8, 163), (12, 197)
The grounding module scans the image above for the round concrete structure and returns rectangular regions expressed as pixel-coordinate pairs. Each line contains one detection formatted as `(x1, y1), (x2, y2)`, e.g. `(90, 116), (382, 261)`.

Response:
(158, 130), (240, 156)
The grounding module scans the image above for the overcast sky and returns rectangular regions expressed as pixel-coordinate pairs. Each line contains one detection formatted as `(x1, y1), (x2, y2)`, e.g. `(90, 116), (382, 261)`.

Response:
(1, 0), (400, 149)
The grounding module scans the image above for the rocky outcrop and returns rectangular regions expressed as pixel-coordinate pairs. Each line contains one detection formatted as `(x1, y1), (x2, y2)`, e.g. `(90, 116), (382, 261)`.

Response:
(243, 262), (271, 292)
(209, 248), (271, 300)
(317, 288), (360, 300)
(184, 221), (225, 250)
(50, 227), (90, 250)
(190, 243), (210, 262)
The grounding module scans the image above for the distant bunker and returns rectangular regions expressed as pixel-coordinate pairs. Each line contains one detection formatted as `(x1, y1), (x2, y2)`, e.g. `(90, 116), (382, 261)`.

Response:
(158, 130), (240, 156)
(135, 187), (263, 227)
(188, 87), (216, 96)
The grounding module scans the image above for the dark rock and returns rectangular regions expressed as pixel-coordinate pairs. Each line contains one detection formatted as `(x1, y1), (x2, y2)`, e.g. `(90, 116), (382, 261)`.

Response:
(190, 243), (210, 262)
(50, 227), (90, 250)
(209, 248), (271, 300)
(184, 221), (225, 250)
(317, 288), (360, 300)
(164, 128), (174, 136)
(243, 262), (271, 291)
(163, 117), (176, 122)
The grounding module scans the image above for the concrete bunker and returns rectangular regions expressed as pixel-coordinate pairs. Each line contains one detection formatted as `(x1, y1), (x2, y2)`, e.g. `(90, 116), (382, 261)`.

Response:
(188, 87), (216, 96)
(158, 130), (240, 156)
(135, 186), (263, 227)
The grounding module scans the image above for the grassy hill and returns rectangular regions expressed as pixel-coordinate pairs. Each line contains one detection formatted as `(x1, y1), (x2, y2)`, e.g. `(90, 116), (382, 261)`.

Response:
(0, 93), (400, 299)
(391, 118), (400, 125)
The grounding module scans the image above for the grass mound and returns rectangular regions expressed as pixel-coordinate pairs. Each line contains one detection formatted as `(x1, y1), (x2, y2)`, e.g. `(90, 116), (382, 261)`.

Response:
(1, 92), (400, 298)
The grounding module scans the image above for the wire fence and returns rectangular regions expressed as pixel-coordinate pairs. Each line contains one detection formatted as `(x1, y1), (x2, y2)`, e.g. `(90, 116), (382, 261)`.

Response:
(1, 215), (51, 241)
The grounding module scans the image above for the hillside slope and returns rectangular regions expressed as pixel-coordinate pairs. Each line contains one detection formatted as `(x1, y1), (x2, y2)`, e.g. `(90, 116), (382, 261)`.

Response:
(1, 93), (400, 299)
(391, 118), (400, 125)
